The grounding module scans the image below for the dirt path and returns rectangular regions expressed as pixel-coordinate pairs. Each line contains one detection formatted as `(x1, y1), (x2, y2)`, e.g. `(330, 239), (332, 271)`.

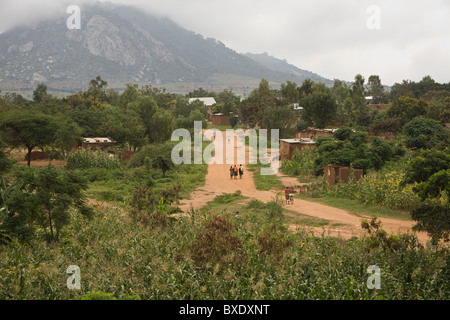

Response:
(178, 130), (430, 244)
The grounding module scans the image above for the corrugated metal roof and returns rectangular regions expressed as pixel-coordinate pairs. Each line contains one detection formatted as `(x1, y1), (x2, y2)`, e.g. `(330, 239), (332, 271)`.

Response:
(188, 97), (217, 106)
(280, 138), (315, 144)
(83, 137), (115, 144)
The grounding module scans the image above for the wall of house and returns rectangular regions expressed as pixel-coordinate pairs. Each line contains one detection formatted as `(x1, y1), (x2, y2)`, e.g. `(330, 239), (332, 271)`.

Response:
(211, 115), (229, 126)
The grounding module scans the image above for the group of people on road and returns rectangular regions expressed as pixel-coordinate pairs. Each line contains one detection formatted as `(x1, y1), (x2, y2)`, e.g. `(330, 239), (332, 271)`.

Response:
(230, 164), (244, 179)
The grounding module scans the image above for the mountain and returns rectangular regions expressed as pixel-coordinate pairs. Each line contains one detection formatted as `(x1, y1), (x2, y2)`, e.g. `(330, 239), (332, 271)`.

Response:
(243, 52), (333, 85)
(0, 2), (333, 93)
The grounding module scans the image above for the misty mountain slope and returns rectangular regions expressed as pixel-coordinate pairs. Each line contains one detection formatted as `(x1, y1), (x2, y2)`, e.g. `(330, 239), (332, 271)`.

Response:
(0, 2), (332, 92)
(244, 52), (333, 84)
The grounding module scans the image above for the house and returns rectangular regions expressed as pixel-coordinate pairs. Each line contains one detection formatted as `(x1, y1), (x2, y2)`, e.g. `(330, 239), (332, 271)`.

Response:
(189, 97), (217, 118)
(211, 113), (230, 126)
(291, 103), (303, 111)
(324, 164), (364, 186)
(365, 96), (374, 104)
(368, 104), (390, 111)
(81, 137), (116, 151)
(296, 127), (336, 140)
(279, 138), (316, 160)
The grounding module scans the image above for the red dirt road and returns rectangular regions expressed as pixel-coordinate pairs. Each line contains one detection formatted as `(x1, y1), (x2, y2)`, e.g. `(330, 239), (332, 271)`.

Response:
(178, 130), (430, 244)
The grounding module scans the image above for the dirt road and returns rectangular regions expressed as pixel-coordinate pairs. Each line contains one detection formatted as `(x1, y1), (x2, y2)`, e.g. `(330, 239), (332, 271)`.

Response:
(178, 130), (430, 243)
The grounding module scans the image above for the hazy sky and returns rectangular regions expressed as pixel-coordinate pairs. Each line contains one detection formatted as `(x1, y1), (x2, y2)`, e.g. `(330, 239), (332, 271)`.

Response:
(1, 0), (449, 85)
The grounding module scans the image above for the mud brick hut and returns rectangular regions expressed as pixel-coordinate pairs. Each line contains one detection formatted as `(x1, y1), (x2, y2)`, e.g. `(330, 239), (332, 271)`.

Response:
(296, 127), (336, 140)
(280, 138), (316, 160)
(81, 137), (116, 151)
(324, 164), (364, 186)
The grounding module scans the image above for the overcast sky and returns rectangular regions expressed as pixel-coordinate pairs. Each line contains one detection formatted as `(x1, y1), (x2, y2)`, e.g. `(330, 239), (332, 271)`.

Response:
(0, 0), (449, 86)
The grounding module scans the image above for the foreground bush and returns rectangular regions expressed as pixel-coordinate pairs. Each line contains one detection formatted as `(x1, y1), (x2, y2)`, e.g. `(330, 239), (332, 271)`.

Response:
(0, 199), (449, 300)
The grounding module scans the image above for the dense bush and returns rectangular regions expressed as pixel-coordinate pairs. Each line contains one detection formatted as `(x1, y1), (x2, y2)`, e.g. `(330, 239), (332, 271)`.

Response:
(324, 171), (421, 211)
(403, 117), (449, 150)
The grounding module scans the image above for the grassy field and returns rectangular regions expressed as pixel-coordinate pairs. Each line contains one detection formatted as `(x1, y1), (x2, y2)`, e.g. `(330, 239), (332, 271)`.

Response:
(247, 163), (283, 191)
(297, 195), (413, 221)
(1, 191), (449, 300)
(1, 145), (449, 301)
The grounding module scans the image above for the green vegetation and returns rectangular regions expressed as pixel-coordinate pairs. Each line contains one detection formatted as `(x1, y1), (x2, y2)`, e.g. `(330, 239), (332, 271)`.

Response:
(0, 192), (449, 300)
(296, 195), (411, 221)
(1, 74), (450, 300)
(247, 163), (283, 191)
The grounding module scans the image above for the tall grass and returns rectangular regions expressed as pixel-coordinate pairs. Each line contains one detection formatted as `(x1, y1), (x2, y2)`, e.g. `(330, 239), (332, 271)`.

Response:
(281, 148), (317, 177)
(67, 150), (120, 170)
(0, 197), (449, 300)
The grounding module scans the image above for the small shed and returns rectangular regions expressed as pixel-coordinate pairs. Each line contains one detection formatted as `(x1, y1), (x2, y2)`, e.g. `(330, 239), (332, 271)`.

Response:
(280, 138), (316, 160)
(188, 97), (217, 107)
(81, 137), (116, 151)
(324, 165), (364, 185)
(189, 97), (217, 118)
(211, 113), (230, 126)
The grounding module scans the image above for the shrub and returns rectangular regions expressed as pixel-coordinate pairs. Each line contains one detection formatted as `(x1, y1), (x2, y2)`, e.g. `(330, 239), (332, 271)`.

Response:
(281, 149), (317, 177)
(403, 117), (449, 150)
(189, 213), (245, 270)
(325, 171), (421, 211)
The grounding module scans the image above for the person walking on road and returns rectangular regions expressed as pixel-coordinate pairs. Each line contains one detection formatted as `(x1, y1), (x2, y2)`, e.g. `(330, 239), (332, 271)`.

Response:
(239, 164), (244, 179)
(285, 187), (291, 204)
(233, 165), (238, 179)
(229, 166), (234, 179)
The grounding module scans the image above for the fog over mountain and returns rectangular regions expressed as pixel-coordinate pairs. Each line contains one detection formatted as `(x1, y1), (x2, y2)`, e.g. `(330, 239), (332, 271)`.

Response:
(0, 1), (332, 93)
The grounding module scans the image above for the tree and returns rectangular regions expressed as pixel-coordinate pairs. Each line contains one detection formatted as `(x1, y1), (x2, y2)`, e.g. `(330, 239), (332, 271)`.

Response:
(147, 108), (175, 144)
(300, 85), (337, 128)
(403, 148), (450, 196)
(403, 117), (449, 150)
(240, 79), (278, 127)
(260, 104), (295, 138)
(281, 81), (300, 105)
(367, 75), (385, 104)
(1, 166), (93, 242)
(387, 96), (429, 125)
(53, 116), (82, 158)
(87, 76), (108, 102)
(0, 140), (12, 176)
(298, 79), (314, 99)
(150, 143), (175, 178)
(404, 148), (450, 244)
(0, 111), (58, 166)
(33, 83), (50, 103)
(334, 126), (353, 141)
(333, 80), (352, 123)
(0, 177), (37, 244)
(138, 143), (175, 177)
(351, 74), (366, 108)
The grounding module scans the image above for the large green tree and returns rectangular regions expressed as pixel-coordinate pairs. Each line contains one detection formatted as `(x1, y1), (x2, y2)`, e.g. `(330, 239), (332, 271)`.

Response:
(300, 84), (337, 128)
(403, 117), (449, 150)
(0, 111), (58, 166)
(1, 166), (93, 242)
(367, 75), (386, 104)
(240, 79), (278, 128)
(404, 148), (450, 244)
